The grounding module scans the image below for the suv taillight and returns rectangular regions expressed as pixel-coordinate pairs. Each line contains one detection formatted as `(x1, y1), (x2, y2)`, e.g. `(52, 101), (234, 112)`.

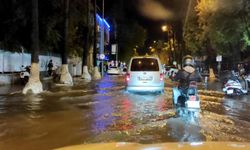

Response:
(160, 73), (164, 81)
(126, 73), (130, 82)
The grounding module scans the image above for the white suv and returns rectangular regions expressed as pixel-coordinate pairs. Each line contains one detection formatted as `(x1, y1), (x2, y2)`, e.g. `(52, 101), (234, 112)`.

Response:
(126, 56), (164, 93)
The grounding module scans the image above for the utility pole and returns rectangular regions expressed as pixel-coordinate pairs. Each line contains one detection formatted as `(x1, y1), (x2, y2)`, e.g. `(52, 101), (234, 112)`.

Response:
(101, 0), (104, 77)
(93, 0), (97, 68)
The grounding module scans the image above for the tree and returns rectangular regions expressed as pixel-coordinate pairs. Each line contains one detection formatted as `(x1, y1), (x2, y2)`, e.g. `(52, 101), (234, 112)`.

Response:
(0, 0), (31, 51)
(118, 20), (147, 62)
(198, 0), (249, 59)
(183, 0), (250, 71)
(91, 0), (102, 80)
(106, 0), (147, 63)
(59, 0), (73, 85)
(22, 0), (43, 94)
(81, 0), (92, 81)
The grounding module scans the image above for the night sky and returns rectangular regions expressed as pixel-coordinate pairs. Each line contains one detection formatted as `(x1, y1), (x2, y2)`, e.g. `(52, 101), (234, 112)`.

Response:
(97, 0), (170, 40)
(99, 0), (188, 41)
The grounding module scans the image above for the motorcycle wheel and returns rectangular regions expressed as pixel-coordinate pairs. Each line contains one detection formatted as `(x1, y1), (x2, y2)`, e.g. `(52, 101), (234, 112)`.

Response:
(177, 96), (186, 107)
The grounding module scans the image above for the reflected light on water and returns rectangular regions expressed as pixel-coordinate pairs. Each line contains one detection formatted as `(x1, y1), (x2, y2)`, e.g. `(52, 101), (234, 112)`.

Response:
(92, 95), (114, 133)
(190, 142), (203, 146)
(143, 147), (161, 150)
(92, 78), (115, 133)
(24, 94), (43, 119)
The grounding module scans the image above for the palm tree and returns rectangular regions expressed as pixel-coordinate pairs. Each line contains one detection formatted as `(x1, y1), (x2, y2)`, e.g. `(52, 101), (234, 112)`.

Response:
(81, 0), (91, 81)
(92, 0), (101, 80)
(22, 0), (43, 94)
(59, 0), (73, 85)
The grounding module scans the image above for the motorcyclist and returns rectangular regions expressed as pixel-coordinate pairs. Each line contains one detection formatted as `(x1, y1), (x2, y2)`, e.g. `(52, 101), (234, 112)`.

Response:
(173, 55), (202, 107)
(20, 65), (30, 84)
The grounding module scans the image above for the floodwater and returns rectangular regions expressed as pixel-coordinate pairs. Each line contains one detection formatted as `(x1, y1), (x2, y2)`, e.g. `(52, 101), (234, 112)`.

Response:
(0, 75), (249, 150)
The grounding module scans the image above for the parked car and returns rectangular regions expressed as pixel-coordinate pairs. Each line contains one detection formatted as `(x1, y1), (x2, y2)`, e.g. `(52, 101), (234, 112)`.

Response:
(126, 56), (164, 93)
(107, 66), (121, 75)
(165, 65), (178, 79)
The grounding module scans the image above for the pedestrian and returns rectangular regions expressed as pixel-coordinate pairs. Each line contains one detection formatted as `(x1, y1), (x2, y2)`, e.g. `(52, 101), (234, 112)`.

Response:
(47, 59), (53, 76)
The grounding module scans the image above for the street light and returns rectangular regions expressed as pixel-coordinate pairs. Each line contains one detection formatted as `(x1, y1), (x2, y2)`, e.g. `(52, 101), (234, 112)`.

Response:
(161, 25), (168, 32)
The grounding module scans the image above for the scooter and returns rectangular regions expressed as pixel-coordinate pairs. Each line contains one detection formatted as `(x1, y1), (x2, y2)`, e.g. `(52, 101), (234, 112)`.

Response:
(173, 81), (200, 109)
(20, 66), (30, 84)
(222, 75), (248, 95)
(246, 74), (250, 91)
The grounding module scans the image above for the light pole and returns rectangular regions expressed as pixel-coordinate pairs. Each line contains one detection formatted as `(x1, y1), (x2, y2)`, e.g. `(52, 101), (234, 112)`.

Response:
(162, 25), (170, 64)
(162, 24), (175, 65)
(93, 0), (97, 68)
(101, 0), (104, 77)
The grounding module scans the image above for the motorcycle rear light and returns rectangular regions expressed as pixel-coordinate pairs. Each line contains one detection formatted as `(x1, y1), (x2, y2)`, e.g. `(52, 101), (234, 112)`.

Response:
(189, 96), (196, 101)
(160, 73), (164, 81)
(126, 73), (130, 81)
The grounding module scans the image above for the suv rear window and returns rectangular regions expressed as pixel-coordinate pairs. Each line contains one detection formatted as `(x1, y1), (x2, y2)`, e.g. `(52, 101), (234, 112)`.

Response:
(131, 58), (159, 71)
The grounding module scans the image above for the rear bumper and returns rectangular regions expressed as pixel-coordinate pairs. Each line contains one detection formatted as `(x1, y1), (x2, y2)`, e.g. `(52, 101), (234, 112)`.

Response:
(107, 71), (120, 75)
(126, 86), (164, 93)
(107, 73), (120, 75)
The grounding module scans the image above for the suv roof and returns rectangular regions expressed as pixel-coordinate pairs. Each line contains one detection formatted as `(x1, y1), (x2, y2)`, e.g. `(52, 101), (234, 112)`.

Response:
(129, 56), (161, 72)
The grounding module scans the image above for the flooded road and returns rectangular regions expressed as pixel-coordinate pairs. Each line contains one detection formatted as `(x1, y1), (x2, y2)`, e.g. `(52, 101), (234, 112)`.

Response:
(0, 75), (249, 150)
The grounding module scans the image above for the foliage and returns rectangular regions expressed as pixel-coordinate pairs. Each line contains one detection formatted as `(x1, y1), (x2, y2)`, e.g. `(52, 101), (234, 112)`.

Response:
(0, 0), (89, 58)
(0, 0), (31, 51)
(117, 20), (147, 62)
(107, 0), (147, 63)
(184, 0), (250, 60)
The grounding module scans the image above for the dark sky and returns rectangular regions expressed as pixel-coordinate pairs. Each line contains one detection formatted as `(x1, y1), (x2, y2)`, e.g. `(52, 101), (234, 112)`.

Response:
(98, 0), (188, 40)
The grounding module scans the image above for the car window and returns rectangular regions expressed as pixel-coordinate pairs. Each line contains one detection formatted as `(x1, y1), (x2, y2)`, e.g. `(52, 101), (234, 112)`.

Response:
(110, 66), (118, 69)
(131, 58), (159, 71)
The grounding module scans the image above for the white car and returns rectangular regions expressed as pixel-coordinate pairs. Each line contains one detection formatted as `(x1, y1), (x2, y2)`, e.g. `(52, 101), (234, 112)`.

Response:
(165, 66), (178, 79)
(126, 56), (164, 93)
(107, 66), (121, 75)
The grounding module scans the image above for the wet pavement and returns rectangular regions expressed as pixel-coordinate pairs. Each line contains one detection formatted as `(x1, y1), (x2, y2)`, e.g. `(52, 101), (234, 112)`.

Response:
(0, 75), (249, 150)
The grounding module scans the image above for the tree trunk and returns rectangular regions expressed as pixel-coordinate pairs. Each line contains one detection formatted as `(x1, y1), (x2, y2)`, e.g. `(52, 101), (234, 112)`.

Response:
(23, 0), (43, 94)
(92, 0), (101, 80)
(60, 0), (73, 85)
(81, 0), (91, 81)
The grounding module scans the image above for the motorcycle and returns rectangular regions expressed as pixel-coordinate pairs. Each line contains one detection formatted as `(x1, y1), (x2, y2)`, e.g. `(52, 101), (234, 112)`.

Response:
(222, 74), (248, 96)
(20, 65), (30, 84)
(172, 81), (200, 109)
(246, 74), (250, 91)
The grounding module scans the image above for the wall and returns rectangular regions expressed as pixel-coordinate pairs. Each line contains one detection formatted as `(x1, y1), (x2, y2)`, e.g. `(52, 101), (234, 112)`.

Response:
(0, 50), (61, 73)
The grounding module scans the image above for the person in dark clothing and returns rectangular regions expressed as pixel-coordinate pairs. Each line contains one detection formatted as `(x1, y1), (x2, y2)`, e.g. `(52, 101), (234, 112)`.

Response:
(174, 55), (202, 89)
(47, 59), (53, 76)
(172, 55), (202, 106)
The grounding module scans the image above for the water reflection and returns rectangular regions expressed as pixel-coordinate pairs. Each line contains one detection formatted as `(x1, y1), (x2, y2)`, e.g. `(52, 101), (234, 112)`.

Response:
(0, 97), (6, 114)
(223, 96), (250, 121)
(23, 94), (43, 119)
(92, 76), (115, 133)
(92, 96), (114, 133)
(166, 108), (204, 142)
(113, 97), (134, 130)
